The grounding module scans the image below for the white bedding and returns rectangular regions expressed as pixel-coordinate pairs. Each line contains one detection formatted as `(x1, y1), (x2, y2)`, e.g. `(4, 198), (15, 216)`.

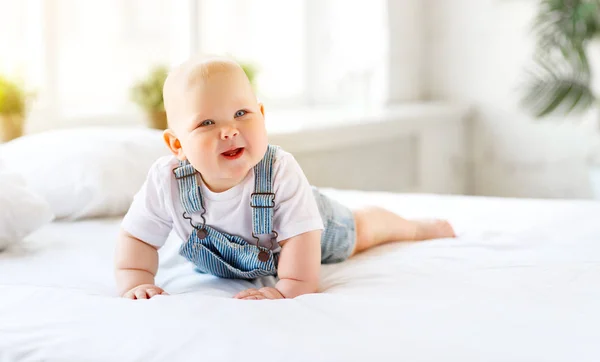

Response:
(1, 190), (599, 362)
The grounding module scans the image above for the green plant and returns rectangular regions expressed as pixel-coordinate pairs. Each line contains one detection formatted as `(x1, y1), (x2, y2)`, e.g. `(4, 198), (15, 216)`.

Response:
(240, 62), (258, 87)
(0, 75), (28, 116)
(522, 0), (600, 118)
(130, 62), (258, 115)
(130, 65), (169, 113)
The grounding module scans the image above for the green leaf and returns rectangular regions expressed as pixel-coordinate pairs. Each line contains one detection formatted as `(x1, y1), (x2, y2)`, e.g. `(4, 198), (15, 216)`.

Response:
(0, 75), (29, 116)
(536, 82), (573, 117)
(130, 65), (169, 112)
(522, 75), (594, 118)
(522, 0), (600, 118)
(521, 47), (595, 118)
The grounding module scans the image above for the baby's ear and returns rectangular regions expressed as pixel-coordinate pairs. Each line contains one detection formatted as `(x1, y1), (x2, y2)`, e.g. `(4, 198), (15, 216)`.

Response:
(163, 129), (186, 161)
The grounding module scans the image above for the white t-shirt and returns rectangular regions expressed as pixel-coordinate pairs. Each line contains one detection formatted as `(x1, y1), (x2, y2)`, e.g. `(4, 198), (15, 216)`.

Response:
(121, 148), (324, 250)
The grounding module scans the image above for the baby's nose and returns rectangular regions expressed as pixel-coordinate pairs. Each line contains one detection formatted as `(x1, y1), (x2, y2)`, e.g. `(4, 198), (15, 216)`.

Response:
(221, 127), (239, 140)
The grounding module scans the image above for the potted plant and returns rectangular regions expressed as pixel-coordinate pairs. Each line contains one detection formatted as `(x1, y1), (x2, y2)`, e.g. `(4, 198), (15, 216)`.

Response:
(130, 65), (169, 130)
(0, 75), (30, 142)
(130, 62), (258, 130)
(521, 0), (600, 198)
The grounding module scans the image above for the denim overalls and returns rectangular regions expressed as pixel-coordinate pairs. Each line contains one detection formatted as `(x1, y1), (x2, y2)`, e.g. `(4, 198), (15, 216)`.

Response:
(172, 144), (357, 280)
(172, 145), (280, 279)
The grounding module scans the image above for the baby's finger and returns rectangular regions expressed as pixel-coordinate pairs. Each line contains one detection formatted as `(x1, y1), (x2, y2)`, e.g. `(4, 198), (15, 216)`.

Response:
(134, 289), (148, 300)
(243, 294), (265, 300)
(147, 289), (159, 298)
(234, 288), (258, 299)
(260, 287), (284, 299)
(123, 291), (135, 299)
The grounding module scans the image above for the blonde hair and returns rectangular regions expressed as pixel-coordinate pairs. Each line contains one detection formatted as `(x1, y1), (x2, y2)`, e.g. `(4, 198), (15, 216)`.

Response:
(163, 55), (251, 128)
(164, 55), (245, 94)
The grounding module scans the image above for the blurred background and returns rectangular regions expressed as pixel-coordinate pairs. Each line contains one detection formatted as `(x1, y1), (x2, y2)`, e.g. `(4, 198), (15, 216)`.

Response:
(1, 0), (600, 200)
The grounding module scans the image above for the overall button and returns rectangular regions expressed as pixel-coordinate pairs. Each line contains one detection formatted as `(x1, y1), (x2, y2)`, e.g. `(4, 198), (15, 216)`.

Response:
(258, 250), (269, 262)
(197, 229), (208, 239)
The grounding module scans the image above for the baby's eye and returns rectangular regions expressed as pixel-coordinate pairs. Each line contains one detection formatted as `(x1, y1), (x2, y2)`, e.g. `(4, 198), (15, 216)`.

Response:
(234, 110), (247, 118)
(200, 119), (215, 127)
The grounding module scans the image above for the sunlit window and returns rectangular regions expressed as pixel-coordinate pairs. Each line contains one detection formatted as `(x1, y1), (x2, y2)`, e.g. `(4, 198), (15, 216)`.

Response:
(0, 0), (388, 126)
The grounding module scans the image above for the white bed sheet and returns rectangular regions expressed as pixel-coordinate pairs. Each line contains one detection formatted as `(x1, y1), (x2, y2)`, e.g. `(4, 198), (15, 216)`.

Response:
(1, 190), (599, 362)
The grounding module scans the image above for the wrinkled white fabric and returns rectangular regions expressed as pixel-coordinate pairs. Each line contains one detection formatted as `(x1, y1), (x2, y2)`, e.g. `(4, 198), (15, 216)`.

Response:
(0, 191), (598, 362)
(0, 167), (54, 251)
(0, 127), (170, 220)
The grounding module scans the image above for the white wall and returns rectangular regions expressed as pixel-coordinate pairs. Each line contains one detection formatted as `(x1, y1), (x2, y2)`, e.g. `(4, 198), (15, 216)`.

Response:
(424, 0), (599, 199)
(386, 0), (426, 102)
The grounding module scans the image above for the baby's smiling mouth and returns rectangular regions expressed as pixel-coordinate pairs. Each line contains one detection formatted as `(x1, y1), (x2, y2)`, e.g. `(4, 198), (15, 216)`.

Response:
(221, 147), (245, 160)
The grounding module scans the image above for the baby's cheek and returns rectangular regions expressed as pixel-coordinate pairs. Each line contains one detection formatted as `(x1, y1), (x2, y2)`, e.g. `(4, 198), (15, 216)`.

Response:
(253, 134), (269, 161)
(187, 144), (212, 171)
(251, 126), (268, 148)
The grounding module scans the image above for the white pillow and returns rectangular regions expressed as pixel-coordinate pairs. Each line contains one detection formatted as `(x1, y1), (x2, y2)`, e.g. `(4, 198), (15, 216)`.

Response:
(0, 127), (171, 220)
(0, 170), (54, 250)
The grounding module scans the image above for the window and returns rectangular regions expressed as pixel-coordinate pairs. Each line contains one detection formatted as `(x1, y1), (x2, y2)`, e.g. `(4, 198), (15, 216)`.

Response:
(0, 0), (389, 128)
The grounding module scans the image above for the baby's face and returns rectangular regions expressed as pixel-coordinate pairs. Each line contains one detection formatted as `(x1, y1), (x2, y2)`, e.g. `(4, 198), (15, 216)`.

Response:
(167, 69), (268, 190)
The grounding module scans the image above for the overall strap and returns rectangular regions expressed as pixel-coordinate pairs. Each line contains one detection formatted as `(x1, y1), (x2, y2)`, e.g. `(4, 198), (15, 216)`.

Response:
(173, 160), (204, 215)
(251, 145), (278, 236)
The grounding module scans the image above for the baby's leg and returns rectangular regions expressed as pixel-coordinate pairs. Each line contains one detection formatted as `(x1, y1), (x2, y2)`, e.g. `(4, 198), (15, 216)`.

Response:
(350, 207), (455, 256)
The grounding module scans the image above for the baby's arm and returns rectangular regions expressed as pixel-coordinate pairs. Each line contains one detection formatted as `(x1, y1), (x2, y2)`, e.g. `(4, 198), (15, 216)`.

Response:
(114, 228), (166, 299)
(235, 229), (322, 300)
(276, 229), (322, 297)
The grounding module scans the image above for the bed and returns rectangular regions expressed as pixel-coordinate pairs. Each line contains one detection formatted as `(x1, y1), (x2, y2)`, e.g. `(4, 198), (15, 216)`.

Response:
(1, 189), (599, 362)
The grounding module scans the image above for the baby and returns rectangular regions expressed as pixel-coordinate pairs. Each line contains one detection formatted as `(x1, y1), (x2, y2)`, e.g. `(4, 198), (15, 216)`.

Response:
(114, 56), (456, 300)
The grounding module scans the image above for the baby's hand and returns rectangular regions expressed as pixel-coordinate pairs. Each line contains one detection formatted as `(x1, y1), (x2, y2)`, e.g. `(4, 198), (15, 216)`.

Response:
(234, 287), (284, 300)
(123, 284), (168, 300)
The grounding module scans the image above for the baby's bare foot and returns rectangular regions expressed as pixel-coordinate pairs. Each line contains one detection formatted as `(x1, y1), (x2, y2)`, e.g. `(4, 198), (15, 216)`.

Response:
(414, 219), (456, 241)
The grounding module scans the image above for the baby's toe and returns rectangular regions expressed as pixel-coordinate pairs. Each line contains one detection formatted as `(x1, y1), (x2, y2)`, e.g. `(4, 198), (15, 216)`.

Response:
(437, 220), (456, 238)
